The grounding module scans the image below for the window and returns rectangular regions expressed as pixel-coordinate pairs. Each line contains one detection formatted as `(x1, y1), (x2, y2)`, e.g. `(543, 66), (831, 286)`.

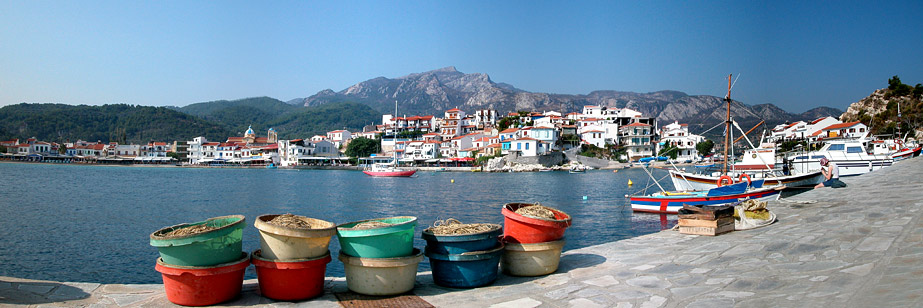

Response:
(525, 143), (529, 150)
(517, 143), (521, 150)
(846, 147), (863, 154)
(849, 128), (855, 133)
(829, 144), (845, 151)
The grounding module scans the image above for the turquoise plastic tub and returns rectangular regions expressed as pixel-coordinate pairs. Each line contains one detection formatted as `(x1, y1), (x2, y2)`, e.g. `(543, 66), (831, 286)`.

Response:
(150, 215), (245, 266)
(336, 216), (417, 258)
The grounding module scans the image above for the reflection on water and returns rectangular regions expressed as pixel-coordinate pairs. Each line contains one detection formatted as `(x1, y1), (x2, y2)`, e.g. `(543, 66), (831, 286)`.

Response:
(0, 163), (677, 283)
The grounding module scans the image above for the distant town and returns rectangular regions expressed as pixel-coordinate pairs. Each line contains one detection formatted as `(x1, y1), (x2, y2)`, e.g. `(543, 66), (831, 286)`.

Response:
(1, 105), (863, 168)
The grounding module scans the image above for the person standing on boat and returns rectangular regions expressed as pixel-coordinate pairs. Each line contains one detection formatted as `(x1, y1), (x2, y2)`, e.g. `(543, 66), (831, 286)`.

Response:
(814, 157), (847, 188)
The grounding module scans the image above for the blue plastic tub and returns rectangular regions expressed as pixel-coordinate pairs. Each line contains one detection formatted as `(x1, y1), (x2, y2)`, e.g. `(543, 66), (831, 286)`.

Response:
(425, 243), (504, 288)
(421, 224), (502, 255)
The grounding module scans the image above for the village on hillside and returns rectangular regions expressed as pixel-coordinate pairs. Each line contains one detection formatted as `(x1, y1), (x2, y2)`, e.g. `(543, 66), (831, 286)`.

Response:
(0, 105), (862, 169)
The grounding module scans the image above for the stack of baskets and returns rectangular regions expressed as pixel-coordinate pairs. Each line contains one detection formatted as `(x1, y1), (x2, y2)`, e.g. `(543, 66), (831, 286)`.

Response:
(500, 203), (572, 276)
(422, 220), (504, 288)
(150, 215), (249, 306)
(252, 214), (336, 301)
(335, 216), (423, 296)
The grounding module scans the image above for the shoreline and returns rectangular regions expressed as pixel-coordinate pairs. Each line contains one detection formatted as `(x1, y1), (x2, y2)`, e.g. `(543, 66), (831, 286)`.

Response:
(3, 156), (921, 306)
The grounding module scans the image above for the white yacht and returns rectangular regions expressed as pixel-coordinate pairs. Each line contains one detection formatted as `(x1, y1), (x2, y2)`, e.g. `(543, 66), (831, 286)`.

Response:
(789, 139), (892, 177)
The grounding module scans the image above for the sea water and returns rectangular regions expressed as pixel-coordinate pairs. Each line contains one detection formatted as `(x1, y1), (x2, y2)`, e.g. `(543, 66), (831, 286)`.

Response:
(0, 162), (676, 283)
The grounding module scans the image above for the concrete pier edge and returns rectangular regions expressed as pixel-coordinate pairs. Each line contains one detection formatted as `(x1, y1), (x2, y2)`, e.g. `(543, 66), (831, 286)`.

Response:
(2, 157), (922, 307)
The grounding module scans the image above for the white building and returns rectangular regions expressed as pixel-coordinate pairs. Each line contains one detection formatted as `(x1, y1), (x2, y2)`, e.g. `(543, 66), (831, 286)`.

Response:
(659, 121), (705, 162)
(326, 130), (351, 149)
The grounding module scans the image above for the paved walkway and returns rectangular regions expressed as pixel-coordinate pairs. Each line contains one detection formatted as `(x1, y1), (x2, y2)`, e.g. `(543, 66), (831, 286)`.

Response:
(3, 157), (922, 307)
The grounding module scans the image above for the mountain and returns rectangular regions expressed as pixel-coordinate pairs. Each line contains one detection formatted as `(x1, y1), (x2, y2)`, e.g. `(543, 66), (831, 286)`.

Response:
(0, 104), (231, 143)
(175, 97), (381, 139)
(302, 67), (842, 132)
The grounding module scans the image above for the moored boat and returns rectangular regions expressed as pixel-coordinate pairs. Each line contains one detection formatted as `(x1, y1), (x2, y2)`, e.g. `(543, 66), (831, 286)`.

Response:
(630, 180), (781, 214)
(363, 163), (416, 177)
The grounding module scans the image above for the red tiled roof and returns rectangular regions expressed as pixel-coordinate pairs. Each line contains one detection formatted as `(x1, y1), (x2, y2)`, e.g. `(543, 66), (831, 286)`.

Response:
(822, 121), (862, 131)
(582, 130), (604, 133)
(581, 118), (601, 121)
(584, 105), (599, 109)
(329, 130), (346, 133)
(500, 128), (519, 133)
(487, 143), (502, 148)
(624, 122), (651, 127)
(810, 130), (823, 137)
(446, 108), (461, 112)
(515, 137), (537, 141)
(203, 142), (220, 146)
(810, 117), (827, 124)
(263, 144), (279, 150)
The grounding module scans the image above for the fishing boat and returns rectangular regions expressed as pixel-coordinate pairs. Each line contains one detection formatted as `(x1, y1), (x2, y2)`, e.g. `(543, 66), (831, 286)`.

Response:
(363, 100), (418, 177)
(891, 146), (922, 161)
(569, 166), (587, 173)
(363, 162), (416, 177)
(630, 180), (782, 214)
(667, 75), (823, 190)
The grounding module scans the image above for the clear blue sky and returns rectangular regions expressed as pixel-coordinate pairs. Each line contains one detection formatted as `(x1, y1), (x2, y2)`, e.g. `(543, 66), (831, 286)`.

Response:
(1, 1), (921, 112)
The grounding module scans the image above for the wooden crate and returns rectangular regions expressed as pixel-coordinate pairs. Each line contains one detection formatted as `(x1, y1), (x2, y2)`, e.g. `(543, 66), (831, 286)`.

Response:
(678, 217), (734, 228)
(678, 219), (735, 236)
(678, 204), (734, 220)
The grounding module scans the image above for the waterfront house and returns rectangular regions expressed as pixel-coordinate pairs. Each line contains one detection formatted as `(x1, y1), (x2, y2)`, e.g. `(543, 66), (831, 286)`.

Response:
(508, 137), (544, 157)
(529, 125), (559, 152)
(659, 121), (705, 162)
(326, 130), (351, 149)
(620, 122), (654, 161)
(141, 142), (170, 157)
(581, 130), (606, 148)
(498, 128), (519, 142)
(440, 108), (465, 138)
(819, 121), (868, 140)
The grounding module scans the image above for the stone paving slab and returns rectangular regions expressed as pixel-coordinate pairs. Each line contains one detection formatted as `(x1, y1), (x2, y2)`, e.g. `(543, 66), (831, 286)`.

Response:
(2, 157), (923, 307)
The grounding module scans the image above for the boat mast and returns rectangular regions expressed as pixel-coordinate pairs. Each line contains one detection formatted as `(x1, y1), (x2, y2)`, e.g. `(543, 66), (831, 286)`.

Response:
(723, 74), (732, 175)
(394, 100), (399, 166)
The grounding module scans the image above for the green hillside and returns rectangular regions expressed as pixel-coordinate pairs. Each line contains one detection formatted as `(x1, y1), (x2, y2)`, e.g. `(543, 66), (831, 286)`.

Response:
(0, 104), (231, 143)
(269, 102), (381, 138)
(177, 97), (301, 135)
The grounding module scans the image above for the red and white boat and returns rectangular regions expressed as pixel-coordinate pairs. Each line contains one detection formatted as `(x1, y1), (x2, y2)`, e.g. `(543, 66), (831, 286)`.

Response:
(363, 163), (416, 177)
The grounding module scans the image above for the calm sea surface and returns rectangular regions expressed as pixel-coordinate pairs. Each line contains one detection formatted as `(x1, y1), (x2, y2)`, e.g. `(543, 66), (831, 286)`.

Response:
(0, 162), (677, 284)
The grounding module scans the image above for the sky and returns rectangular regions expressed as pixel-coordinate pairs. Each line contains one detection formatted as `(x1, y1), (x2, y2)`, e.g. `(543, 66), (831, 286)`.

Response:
(1, 1), (922, 113)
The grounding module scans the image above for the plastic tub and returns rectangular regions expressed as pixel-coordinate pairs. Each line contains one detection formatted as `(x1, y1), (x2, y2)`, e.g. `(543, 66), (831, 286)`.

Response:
(338, 248), (423, 296)
(254, 214), (336, 260)
(150, 215), (246, 266)
(251, 249), (331, 301)
(425, 244), (504, 288)
(336, 216), (417, 258)
(500, 238), (565, 277)
(421, 224), (502, 255)
(501, 203), (571, 244)
(155, 252), (250, 306)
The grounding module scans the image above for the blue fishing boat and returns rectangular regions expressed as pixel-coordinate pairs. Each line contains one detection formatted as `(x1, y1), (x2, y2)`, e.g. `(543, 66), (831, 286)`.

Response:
(630, 179), (781, 214)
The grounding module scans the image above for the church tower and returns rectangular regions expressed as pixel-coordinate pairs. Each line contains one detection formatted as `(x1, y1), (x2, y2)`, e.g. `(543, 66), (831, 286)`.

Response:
(243, 125), (256, 144)
(267, 128), (278, 143)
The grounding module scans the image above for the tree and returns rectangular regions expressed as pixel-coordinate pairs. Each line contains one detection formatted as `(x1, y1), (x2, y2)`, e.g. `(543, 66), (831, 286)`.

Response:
(658, 143), (679, 159)
(695, 139), (715, 157)
(166, 152), (181, 160)
(344, 137), (380, 158)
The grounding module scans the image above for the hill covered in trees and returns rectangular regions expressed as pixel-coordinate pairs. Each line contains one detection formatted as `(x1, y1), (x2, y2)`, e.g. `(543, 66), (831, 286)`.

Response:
(841, 76), (923, 139)
(0, 104), (231, 143)
(0, 98), (383, 144)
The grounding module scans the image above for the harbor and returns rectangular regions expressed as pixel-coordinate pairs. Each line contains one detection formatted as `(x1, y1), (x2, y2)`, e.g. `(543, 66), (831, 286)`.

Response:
(2, 154), (921, 307)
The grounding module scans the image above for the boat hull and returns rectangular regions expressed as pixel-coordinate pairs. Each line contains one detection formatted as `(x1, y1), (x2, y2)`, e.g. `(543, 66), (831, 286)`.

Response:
(670, 170), (824, 191)
(363, 170), (417, 177)
(630, 188), (780, 214)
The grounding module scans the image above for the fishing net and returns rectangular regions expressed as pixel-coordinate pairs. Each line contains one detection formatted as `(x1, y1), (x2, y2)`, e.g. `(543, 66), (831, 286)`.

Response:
(353, 221), (392, 230)
(426, 218), (498, 235)
(514, 204), (556, 220)
(267, 214), (315, 229)
(734, 199), (776, 230)
(164, 224), (216, 237)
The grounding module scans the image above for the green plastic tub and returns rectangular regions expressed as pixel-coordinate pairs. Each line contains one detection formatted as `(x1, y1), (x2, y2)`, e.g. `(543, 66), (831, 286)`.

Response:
(336, 216), (417, 258)
(150, 215), (246, 266)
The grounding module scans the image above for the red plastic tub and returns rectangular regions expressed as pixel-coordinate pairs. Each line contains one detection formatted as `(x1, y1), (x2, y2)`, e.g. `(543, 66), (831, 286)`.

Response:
(502, 203), (572, 243)
(155, 252), (249, 306)
(251, 249), (331, 301)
